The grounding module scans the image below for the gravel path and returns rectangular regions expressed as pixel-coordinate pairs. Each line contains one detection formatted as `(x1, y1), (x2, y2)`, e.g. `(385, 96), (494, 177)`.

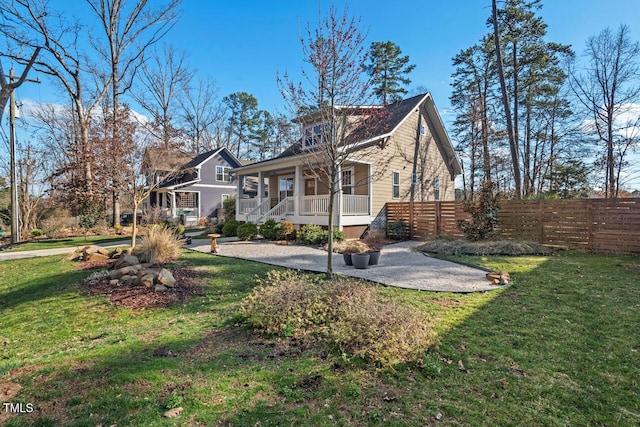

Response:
(188, 239), (499, 293)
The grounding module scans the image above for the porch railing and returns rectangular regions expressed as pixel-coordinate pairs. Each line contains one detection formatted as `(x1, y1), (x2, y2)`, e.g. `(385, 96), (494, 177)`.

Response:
(298, 194), (369, 216)
(245, 199), (271, 223)
(239, 198), (258, 214)
(261, 197), (294, 222)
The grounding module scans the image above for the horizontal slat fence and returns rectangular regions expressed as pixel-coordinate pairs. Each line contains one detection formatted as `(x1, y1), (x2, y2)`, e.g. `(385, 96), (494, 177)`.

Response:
(386, 198), (640, 253)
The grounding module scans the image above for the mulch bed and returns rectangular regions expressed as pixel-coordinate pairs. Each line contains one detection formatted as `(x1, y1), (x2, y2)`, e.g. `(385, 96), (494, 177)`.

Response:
(81, 266), (204, 310)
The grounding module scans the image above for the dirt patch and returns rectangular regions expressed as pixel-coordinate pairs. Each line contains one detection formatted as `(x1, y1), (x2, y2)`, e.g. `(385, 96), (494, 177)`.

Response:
(0, 381), (22, 401)
(81, 266), (204, 310)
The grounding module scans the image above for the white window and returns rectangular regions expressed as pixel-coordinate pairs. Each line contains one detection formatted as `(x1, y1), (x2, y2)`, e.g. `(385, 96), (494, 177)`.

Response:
(222, 194), (231, 204)
(177, 192), (197, 208)
(342, 168), (354, 195)
(303, 122), (331, 148)
(216, 166), (231, 182)
(434, 177), (440, 201)
(392, 171), (400, 199)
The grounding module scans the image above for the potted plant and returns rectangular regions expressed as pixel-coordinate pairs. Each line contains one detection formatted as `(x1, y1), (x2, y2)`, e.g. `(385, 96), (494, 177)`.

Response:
(341, 240), (369, 266)
(351, 250), (371, 269)
(363, 231), (385, 265)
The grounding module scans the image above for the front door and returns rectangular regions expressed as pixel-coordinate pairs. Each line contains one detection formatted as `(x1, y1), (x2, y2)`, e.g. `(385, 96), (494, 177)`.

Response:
(279, 175), (294, 201)
(305, 178), (316, 196)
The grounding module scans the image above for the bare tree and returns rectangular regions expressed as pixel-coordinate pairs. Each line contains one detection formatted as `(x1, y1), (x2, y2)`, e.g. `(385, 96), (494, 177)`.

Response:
(86, 0), (182, 225)
(132, 43), (192, 148)
(278, 5), (385, 277)
(179, 76), (227, 153)
(570, 25), (640, 198)
(0, 0), (111, 211)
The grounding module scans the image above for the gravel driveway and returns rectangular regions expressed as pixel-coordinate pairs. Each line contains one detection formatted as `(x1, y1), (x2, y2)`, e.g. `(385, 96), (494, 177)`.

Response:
(188, 239), (499, 293)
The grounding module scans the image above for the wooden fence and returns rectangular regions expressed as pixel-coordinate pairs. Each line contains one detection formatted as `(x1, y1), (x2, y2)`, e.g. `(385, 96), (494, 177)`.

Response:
(385, 198), (640, 253)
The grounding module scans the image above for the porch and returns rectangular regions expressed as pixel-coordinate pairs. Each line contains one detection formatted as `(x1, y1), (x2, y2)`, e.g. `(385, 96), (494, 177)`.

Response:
(235, 161), (373, 227)
(147, 190), (201, 226)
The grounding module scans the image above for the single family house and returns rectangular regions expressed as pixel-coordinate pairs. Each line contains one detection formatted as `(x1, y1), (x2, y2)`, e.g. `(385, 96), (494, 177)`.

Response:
(144, 147), (242, 226)
(232, 92), (462, 238)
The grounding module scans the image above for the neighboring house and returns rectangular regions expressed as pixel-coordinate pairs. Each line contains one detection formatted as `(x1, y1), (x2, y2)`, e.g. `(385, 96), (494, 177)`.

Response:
(144, 147), (242, 226)
(232, 92), (462, 238)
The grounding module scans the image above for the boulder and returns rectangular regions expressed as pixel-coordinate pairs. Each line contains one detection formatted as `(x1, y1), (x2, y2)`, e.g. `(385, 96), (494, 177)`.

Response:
(154, 284), (168, 292)
(87, 252), (110, 262)
(120, 275), (135, 286)
(109, 279), (119, 286)
(114, 254), (140, 269)
(109, 248), (123, 259)
(157, 268), (176, 287)
(140, 273), (157, 288)
(110, 265), (142, 279)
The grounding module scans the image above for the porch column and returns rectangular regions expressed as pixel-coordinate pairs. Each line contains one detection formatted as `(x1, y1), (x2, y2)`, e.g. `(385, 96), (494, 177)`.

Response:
(294, 165), (302, 216)
(236, 174), (242, 220)
(170, 192), (176, 219)
(257, 171), (264, 207)
(368, 163), (373, 216)
(335, 165), (342, 230)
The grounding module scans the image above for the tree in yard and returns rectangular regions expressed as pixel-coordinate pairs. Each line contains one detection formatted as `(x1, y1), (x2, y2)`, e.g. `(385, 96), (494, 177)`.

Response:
(570, 25), (640, 198)
(223, 91), (261, 160)
(132, 44), (193, 149)
(363, 41), (415, 104)
(86, 0), (182, 226)
(278, 5), (385, 278)
(179, 76), (227, 154)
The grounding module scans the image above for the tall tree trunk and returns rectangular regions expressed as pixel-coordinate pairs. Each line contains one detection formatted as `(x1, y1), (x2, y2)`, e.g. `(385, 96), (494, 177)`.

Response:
(492, 0), (522, 198)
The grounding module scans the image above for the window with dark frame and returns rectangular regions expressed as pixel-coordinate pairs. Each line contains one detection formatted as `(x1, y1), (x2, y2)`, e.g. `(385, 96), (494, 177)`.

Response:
(392, 171), (400, 199)
(216, 165), (231, 182)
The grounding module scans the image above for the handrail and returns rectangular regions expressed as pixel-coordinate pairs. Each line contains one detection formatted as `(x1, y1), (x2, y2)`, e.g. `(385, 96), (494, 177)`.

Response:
(245, 199), (270, 223)
(260, 197), (293, 222)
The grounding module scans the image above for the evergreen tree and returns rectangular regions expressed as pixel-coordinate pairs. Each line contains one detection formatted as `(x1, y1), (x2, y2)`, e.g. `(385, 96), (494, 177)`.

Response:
(223, 92), (261, 160)
(364, 41), (415, 104)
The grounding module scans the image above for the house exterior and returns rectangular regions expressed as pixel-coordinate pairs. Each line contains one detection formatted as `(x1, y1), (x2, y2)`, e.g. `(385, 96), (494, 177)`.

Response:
(144, 147), (242, 226)
(231, 93), (462, 238)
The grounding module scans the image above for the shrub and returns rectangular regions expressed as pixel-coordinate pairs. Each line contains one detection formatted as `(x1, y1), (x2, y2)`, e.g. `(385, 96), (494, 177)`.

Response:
(214, 222), (225, 234)
(241, 272), (435, 365)
(241, 271), (329, 337)
(30, 228), (45, 237)
(40, 209), (76, 238)
(277, 221), (296, 240)
(132, 224), (184, 264)
(259, 219), (279, 240)
(298, 224), (345, 245)
(222, 196), (236, 223)
(386, 219), (408, 240)
(237, 222), (258, 240)
(222, 220), (241, 237)
(457, 180), (500, 241)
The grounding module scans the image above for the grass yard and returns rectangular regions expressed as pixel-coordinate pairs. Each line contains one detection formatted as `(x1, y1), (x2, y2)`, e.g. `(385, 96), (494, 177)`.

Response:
(0, 249), (639, 425)
(2, 236), (128, 252)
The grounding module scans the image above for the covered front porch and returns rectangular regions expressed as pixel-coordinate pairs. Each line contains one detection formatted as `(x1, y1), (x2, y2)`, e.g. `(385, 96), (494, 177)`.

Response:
(147, 189), (201, 226)
(234, 160), (373, 228)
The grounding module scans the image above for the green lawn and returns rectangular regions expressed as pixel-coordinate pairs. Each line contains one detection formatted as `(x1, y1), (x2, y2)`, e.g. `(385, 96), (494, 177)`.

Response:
(1, 250), (639, 426)
(2, 236), (129, 252)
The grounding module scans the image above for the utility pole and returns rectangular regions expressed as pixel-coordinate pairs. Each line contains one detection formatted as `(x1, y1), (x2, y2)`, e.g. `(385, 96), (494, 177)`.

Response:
(5, 67), (40, 244)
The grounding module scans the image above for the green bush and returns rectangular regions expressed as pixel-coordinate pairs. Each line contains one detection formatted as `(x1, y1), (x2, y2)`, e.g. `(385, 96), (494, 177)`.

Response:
(298, 224), (345, 245)
(276, 221), (296, 240)
(241, 272), (434, 365)
(237, 222), (258, 241)
(222, 196), (236, 223)
(457, 180), (500, 241)
(259, 219), (279, 240)
(386, 219), (408, 240)
(222, 220), (241, 237)
(30, 228), (45, 237)
(214, 222), (225, 234)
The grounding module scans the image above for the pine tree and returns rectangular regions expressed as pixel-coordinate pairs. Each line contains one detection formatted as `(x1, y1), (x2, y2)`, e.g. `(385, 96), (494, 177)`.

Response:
(364, 41), (415, 104)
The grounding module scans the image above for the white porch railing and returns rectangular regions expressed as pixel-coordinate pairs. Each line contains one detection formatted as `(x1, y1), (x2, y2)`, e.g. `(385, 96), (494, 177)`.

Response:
(245, 199), (271, 223)
(298, 194), (369, 216)
(239, 198), (258, 214)
(300, 195), (330, 215)
(261, 197), (294, 222)
(343, 195), (370, 215)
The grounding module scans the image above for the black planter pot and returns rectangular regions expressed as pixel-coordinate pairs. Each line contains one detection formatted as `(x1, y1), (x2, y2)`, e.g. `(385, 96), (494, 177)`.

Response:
(343, 253), (353, 266)
(352, 253), (370, 269)
(368, 251), (381, 265)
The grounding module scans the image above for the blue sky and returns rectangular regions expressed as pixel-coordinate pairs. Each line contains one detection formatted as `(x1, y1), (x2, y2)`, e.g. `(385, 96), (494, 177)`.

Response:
(9, 0), (640, 120)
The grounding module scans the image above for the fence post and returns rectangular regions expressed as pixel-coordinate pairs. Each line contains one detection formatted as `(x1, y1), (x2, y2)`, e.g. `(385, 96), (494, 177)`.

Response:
(409, 202), (414, 240)
(587, 199), (594, 251)
(436, 201), (442, 236)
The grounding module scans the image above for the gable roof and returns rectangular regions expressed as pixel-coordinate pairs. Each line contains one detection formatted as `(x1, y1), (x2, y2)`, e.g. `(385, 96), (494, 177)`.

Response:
(156, 147), (243, 189)
(232, 92), (461, 176)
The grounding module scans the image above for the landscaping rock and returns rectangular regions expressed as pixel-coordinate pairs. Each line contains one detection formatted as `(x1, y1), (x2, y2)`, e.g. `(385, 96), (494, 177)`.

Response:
(109, 279), (119, 286)
(157, 268), (176, 287)
(140, 273), (156, 288)
(114, 254), (139, 269)
(110, 248), (123, 259)
(120, 275), (134, 286)
(110, 265), (142, 279)
(87, 252), (110, 262)
(154, 284), (168, 292)
(163, 407), (183, 418)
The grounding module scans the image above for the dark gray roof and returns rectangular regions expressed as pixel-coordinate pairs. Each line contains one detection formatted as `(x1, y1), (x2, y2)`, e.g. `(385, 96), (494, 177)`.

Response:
(275, 93), (426, 160)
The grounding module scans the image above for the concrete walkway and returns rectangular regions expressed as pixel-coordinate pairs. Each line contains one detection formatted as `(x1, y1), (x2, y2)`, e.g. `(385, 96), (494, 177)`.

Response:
(187, 239), (499, 293)
(0, 241), (131, 261)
